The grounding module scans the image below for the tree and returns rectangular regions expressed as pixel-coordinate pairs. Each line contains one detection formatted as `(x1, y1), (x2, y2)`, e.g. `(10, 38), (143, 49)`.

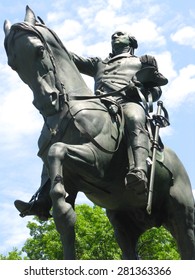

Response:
(75, 204), (121, 259)
(138, 227), (180, 260)
(2, 204), (179, 259)
(22, 204), (121, 260)
(22, 218), (63, 260)
(0, 248), (23, 260)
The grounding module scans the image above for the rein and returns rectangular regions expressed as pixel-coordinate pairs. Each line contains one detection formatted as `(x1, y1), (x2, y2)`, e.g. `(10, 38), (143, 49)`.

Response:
(66, 82), (151, 114)
(66, 82), (133, 101)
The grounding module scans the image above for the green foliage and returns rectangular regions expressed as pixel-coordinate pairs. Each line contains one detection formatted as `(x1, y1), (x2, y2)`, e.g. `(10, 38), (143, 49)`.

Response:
(22, 204), (121, 260)
(75, 204), (121, 259)
(22, 218), (63, 260)
(1, 204), (180, 260)
(0, 248), (24, 260)
(138, 226), (180, 260)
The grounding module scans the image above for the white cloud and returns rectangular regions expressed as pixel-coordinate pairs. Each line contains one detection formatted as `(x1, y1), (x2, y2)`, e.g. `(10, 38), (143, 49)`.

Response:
(82, 75), (94, 91)
(0, 85), (41, 150)
(0, 192), (91, 255)
(171, 26), (195, 48)
(153, 51), (177, 80)
(47, 11), (65, 23)
(86, 41), (110, 57)
(129, 18), (166, 47)
(52, 19), (83, 41)
(93, 9), (128, 33)
(107, 0), (122, 9)
(64, 36), (86, 54)
(160, 126), (174, 138)
(47, 1), (166, 55)
(163, 64), (195, 109)
(0, 202), (33, 254)
(76, 0), (165, 48)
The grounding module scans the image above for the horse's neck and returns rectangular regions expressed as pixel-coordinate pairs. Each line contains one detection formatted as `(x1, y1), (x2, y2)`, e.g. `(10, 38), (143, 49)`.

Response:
(52, 47), (93, 97)
(36, 24), (93, 98)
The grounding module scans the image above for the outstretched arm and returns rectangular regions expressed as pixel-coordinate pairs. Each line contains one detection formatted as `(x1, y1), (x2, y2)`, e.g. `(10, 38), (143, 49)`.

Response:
(70, 52), (100, 77)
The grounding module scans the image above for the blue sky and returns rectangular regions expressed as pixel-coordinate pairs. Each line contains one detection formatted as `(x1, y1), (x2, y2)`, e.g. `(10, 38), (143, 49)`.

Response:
(0, 0), (195, 255)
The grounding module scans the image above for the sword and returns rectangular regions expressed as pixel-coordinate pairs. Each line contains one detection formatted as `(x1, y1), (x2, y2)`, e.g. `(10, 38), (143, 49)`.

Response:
(146, 100), (170, 215)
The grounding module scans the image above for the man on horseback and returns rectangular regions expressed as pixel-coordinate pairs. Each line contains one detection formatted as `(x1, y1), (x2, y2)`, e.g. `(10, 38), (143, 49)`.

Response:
(70, 30), (167, 194)
(14, 30), (168, 219)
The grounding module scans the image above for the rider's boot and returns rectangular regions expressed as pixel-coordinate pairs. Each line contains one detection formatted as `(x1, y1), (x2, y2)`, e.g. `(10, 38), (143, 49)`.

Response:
(14, 179), (52, 221)
(125, 146), (149, 195)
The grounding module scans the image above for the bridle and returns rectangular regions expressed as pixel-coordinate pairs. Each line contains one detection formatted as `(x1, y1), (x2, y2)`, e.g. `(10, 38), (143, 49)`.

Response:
(5, 22), (66, 104)
(5, 23), (124, 154)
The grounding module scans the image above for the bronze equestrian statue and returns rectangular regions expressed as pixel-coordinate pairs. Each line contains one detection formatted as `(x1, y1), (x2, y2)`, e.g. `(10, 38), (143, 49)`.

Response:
(4, 6), (195, 259)
(14, 30), (168, 219)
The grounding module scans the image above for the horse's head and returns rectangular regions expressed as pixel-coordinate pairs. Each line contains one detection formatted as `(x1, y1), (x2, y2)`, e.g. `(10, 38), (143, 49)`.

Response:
(4, 6), (91, 117)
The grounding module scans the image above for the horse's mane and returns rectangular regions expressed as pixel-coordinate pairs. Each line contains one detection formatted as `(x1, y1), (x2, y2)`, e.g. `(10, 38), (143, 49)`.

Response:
(4, 21), (71, 60)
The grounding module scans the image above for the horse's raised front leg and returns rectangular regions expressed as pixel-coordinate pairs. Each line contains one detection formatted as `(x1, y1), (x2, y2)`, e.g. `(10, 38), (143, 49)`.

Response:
(48, 141), (102, 259)
(48, 142), (76, 260)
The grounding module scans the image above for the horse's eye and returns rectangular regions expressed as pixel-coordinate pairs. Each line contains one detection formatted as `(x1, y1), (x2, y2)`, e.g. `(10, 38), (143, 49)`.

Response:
(37, 46), (45, 58)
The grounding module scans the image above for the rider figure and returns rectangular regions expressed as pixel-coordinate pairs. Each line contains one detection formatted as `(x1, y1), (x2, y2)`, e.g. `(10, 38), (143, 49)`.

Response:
(71, 31), (167, 192)
(14, 30), (168, 219)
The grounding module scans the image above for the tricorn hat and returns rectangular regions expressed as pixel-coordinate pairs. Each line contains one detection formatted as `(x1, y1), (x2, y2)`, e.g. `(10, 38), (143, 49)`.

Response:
(133, 66), (168, 87)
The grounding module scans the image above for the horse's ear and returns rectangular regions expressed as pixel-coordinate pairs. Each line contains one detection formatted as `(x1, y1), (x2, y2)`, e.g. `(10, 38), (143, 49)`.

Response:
(37, 16), (45, 25)
(4, 20), (11, 36)
(24, 5), (36, 25)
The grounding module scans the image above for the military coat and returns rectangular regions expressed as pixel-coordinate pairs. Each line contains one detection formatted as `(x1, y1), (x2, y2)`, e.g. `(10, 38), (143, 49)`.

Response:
(71, 52), (162, 102)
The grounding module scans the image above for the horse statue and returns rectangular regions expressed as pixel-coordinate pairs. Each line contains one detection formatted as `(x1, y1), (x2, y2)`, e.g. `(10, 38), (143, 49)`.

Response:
(3, 6), (195, 259)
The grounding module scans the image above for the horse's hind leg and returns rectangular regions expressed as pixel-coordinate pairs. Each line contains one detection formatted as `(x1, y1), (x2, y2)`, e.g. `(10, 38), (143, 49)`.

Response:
(177, 205), (195, 259)
(165, 190), (195, 260)
(106, 209), (142, 260)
